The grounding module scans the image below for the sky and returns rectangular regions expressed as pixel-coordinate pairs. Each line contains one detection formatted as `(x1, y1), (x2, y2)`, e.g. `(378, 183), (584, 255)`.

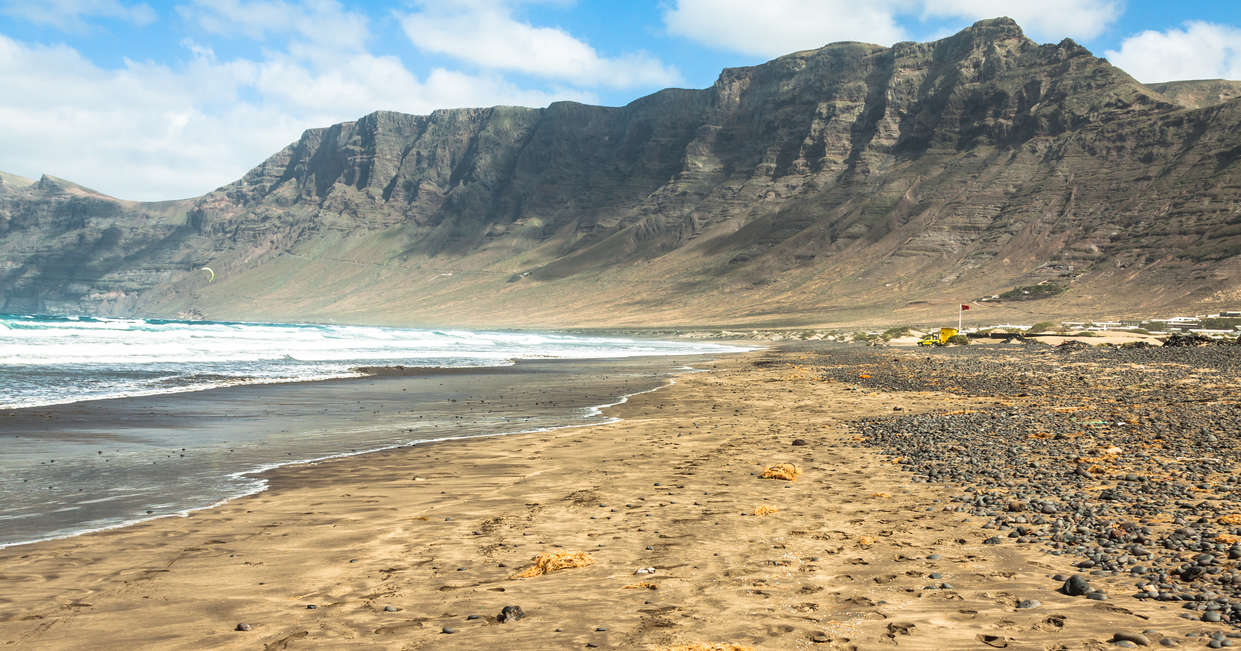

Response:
(1, 1), (1240, 201)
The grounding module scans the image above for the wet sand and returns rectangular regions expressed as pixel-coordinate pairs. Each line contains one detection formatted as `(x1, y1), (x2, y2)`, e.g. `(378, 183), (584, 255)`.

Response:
(0, 345), (1236, 649)
(0, 357), (698, 548)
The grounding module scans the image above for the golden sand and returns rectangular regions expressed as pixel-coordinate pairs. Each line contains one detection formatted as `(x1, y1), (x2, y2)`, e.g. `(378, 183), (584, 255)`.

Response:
(0, 349), (1221, 650)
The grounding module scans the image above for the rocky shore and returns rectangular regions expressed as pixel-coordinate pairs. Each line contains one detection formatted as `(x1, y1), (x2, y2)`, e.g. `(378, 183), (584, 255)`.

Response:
(814, 344), (1241, 646)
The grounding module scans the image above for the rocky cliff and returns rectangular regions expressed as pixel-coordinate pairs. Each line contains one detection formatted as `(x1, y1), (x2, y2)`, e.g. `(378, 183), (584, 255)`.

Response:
(3, 17), (1241, 327)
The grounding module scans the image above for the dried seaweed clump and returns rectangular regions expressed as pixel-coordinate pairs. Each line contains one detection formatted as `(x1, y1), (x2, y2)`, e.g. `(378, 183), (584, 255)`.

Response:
(752, 505), (779, 516)
(511, 551), (595, 578)
(655, 639), (749, 644)
(760, 463), (801, 481)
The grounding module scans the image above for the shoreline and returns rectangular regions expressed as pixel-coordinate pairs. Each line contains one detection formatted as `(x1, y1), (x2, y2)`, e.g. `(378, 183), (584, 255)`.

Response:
(3, 344), (1236, 649)
(0, 354), (725, 551)
(1, 350), (749, 413)
(0, 374), (681, 552)
(0, 312), (754, 412)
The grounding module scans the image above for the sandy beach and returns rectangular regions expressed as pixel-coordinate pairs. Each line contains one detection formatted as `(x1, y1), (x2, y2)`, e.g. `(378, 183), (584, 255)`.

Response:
(0, 356), (703, 548)
(2, 343), (1240, 649)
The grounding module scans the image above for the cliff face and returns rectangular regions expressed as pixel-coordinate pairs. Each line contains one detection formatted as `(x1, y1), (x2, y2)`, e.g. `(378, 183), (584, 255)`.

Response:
(0, 175), (192, 314)
(3, 17), (1241, 326)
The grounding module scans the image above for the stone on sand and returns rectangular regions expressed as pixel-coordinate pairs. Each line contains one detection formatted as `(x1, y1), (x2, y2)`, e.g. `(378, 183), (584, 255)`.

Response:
(498, 605), (525, 622)
(1062, 574), (1092, 596)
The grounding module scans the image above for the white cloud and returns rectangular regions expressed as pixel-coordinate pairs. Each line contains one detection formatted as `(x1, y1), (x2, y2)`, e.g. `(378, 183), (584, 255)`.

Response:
(0, 0), (668, 200)
(0, 0), (155, 31)
(663, 0), (906, 58)
(662, 0), (1122, 57)
(399, 1), (681, 89)
(917, 0), (1121, 42)
(1104, 21), (1241, 83)
(0, 28), (590, 201)
(176, 0), (369, 54)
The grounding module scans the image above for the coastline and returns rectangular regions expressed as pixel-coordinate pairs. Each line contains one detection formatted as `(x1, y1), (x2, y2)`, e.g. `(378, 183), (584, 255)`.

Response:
(0, 354), (721, 550)
(2, 344), (1235, 649)
(0, 313), (752, 412)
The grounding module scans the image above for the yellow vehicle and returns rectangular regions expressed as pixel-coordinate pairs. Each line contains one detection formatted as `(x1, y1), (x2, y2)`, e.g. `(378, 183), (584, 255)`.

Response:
(917, 327), (959, 346)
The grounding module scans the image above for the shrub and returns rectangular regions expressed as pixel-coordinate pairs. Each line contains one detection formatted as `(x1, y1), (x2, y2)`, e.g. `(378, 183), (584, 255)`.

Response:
(1027, 321), (1058, 334)
(997, 283), (1066, 301)
(946, 334), (970, 345)
(1200, 317), (1241, 330)
(881, 326), (912, 340)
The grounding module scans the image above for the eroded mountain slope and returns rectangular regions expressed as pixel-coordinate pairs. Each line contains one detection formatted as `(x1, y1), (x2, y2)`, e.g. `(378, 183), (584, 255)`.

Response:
(2, 18), (1240, 326)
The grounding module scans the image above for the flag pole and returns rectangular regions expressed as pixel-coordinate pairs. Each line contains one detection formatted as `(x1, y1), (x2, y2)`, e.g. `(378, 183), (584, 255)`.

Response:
(958, 303), (963, 332)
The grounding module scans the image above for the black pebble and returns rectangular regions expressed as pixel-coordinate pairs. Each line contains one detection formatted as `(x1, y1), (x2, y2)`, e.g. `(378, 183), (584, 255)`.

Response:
(498, 605), (525, 622)
(1061, 574), (1091, 596)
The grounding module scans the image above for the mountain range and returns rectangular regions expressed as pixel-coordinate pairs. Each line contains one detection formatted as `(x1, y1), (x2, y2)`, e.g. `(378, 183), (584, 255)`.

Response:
(4, 17), (1241, 327)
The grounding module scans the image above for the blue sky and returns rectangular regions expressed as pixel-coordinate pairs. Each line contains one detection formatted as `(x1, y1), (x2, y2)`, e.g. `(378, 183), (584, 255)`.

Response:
(1, 0), (1240, 201)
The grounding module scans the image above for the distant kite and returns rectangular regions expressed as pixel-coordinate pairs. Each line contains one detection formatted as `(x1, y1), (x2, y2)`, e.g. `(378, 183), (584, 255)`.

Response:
(201, 266), (215, 283)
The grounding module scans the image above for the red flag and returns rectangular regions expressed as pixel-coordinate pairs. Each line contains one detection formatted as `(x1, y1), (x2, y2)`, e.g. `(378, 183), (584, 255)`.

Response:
(961, 304), (970, 310)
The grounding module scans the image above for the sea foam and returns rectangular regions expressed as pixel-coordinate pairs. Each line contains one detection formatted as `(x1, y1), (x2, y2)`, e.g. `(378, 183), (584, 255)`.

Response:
(0, 314), (745, 409)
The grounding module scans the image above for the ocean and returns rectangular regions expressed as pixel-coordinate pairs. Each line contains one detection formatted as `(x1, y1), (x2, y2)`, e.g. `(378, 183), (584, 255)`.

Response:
(0, 314), (744, 409)
(0, 315), (746, 547)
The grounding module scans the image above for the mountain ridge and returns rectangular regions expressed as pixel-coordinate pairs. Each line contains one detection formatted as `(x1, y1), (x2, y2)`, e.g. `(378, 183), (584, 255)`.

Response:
(3, 17), (1241, 327)
(1145, 79), (1241, 110)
